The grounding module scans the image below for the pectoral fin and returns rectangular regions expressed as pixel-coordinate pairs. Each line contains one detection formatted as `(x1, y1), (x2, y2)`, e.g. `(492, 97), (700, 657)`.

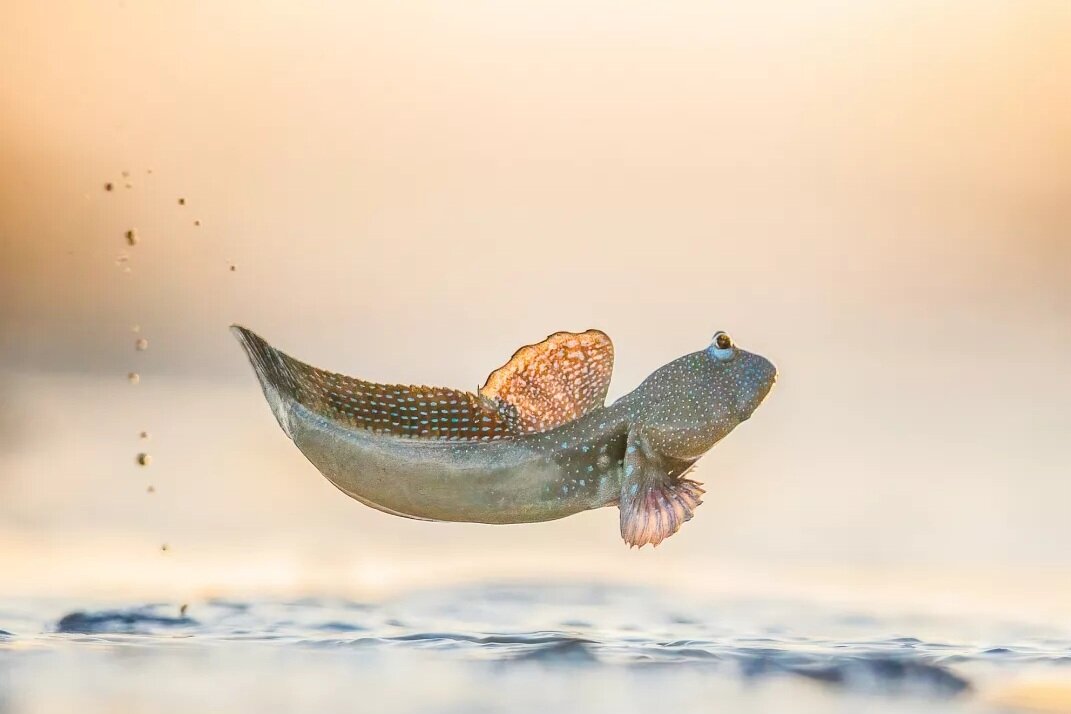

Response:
(619, 428), (704, 548)
(480, 329), (614, 433)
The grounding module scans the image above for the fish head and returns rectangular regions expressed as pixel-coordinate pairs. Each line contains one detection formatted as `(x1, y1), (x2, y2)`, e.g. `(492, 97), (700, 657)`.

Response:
(705, 330), (778, 423)
(632, 331), (777, 461)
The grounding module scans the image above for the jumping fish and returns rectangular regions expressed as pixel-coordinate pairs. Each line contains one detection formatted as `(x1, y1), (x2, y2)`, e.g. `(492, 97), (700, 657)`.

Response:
(232, 326), (776, 547)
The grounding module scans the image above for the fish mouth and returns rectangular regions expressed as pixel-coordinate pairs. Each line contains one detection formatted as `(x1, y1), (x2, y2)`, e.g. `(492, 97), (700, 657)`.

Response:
(761, 367), (778, 402)
(739, 356), (777, 416)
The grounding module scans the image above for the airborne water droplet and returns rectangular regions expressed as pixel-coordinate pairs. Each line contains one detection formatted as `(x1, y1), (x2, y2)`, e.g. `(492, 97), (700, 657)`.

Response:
(135, 338), (149, 351)
(136, 452), (151, 466)
(128, 372), (140, 385)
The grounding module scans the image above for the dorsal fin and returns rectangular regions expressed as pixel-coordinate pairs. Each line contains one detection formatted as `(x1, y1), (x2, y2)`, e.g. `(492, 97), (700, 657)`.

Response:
(290, 366), (519, 440)
(232, 326), (519, 441)
(479, 329), (614, 433)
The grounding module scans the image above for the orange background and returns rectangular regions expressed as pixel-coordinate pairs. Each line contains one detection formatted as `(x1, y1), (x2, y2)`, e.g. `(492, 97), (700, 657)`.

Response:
(1, 1), (1068, 610)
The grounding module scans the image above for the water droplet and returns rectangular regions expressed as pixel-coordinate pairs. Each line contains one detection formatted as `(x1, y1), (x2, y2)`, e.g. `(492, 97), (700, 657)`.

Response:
(139, 431), (150, 440)
(229, 264), (236, 272)
(160, 544), (169, 553)
(136, 452), (151, 466)
(177, 197), (186, 206)
(193, 219), (201, 227)
(127, 372), (140, 385)
(135, 338), (149, 351)
(146, 485), (155, 494)
(104, 182), (114, 191)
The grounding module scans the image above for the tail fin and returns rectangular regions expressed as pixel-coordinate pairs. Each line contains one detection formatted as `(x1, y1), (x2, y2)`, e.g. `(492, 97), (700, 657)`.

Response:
(231, 325), (299, 437)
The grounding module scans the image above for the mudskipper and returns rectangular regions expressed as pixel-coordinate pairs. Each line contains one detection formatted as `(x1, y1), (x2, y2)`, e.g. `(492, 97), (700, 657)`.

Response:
(234, 326), (776, 547)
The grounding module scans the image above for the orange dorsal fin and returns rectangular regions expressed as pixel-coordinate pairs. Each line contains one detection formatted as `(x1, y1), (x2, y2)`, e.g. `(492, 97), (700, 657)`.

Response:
(479, 330), (614, 433)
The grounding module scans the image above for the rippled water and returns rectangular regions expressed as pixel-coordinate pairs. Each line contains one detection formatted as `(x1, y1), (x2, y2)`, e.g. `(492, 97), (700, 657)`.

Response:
(1, 582), (1069, 713)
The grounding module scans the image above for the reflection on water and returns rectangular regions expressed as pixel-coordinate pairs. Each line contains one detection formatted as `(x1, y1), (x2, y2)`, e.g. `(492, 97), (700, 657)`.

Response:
(2, 582), (1070, 713)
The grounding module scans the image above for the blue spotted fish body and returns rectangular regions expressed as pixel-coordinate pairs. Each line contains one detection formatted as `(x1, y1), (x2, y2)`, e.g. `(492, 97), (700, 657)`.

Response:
(233, 326), (776, 547)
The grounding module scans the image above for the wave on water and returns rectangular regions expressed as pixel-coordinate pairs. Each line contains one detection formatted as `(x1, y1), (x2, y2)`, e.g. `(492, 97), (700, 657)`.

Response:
(32, 586), (1002, 698)
(0, 580), (1065, 714)
(55, 607), (197, 634)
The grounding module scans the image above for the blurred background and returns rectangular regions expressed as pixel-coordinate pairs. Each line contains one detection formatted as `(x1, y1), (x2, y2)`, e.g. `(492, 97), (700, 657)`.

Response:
(1, 0), (1068, 614)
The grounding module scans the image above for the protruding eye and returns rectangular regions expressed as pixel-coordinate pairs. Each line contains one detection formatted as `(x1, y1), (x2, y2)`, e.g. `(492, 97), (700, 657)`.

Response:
(710, 331), (735, 360)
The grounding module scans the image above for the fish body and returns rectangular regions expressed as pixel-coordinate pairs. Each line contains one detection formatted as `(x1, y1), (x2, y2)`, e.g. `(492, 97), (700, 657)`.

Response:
(287, 400), (628, 524)
(233, 326), (776, 546)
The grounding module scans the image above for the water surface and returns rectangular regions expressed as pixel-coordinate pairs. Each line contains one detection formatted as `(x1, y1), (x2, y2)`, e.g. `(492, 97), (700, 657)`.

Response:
(2, 582), (1068, 713)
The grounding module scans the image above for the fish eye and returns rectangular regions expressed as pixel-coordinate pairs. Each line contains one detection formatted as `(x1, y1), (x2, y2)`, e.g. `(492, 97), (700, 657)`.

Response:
(709, 331), (735, 360)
